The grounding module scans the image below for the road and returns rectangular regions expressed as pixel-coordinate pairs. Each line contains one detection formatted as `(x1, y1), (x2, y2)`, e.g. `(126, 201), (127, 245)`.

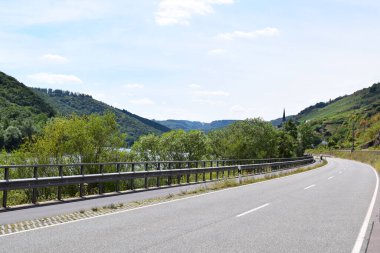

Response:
(1, 158), (378, 253)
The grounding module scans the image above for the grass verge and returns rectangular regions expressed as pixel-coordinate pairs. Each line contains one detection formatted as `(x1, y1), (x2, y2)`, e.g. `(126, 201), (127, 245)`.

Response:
(325, 151), (380, 173)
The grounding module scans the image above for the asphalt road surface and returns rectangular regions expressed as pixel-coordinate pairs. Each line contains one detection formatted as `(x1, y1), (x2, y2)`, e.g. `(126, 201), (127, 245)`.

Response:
(1, 158), (378, 253)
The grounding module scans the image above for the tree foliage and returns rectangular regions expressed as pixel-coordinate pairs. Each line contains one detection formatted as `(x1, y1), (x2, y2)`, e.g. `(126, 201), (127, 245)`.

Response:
(4, 126), (23, 151)
(208, 118), (279, 159)
(131, 130), (209, 161)
(25, 112), (127, 164)
(132, 118), (317, 161)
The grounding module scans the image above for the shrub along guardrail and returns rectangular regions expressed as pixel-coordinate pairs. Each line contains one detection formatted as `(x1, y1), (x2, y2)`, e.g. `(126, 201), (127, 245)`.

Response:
(0, 156), (314, 208)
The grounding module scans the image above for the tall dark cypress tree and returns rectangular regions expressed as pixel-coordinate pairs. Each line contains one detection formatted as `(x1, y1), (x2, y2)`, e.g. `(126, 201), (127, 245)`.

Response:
(282, 108), (286, 123)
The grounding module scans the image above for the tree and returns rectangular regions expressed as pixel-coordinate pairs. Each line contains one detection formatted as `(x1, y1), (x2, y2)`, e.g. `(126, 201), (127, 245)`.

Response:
(283, 120), (298, 139)
(208, 129), (229, 159)
(208, 118), (279, 159)
(4, 126), (23, 151)
(159, 130), (187, 161)
(277, 131), (297, 158)
(298, 122), (320, 155)
(28, 112), (126, 164)
(0, 126), (4, 149)
(131, 130), (210, 162)
(183, 130), (209, 161)
(131, 134), (161, 161)
(20, 119), (36, 141)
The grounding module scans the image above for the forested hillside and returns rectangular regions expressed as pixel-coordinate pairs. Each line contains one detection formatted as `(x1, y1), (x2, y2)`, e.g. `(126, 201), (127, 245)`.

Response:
(32, 88), (170, 145)
(0, 72), (55, 151)
(294, 83), (380, 149)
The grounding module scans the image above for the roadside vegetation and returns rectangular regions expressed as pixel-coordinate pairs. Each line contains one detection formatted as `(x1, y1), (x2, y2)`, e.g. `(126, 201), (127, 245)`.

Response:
(320, 150), (380, 173)
(131, 118), (319, 162)
(0, 112), (319, 206)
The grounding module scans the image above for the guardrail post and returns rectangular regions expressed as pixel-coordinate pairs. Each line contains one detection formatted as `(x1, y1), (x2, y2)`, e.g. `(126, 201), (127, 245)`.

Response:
(222, 161), (225, 178)
(32, 166), (38, 204)
(195, 162), (199, 182)
(203, 161), (206, 181)
(145, 163), (149, 189)
(80, 165), (84, 197)
(58, 165), (63, 200)
(99, 164), (104, 194)
(116, 164), (120, 192)
(209, 161), (213, 180)
(216, 161), (220, 179)
(2, 167), (9, 208)
(157, 163), (161, 187)
(186, 162), (190, 183)
(131, 163), (135, 190)
(177, 163), (182, 184)
(167, 163), (171, 185)
(238, 165), (242, 184)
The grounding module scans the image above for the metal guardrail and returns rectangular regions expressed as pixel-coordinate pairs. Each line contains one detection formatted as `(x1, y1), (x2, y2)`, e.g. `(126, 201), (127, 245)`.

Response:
(0, 156), (314, 208)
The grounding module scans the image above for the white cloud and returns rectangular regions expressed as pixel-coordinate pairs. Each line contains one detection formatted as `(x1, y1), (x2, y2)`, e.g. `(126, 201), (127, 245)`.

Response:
(192, 90), (230, 96)
(129, 98), (155, 105)
(230, 105), (246, 113)
(123, 83), (145, 89)
(218, 27), (280, 40)
(155, 0), (234, 26)
(0, 0), (110, 26)
(207, 48), (226, 55)
(189, 83), (201, 89)
(41, 54), (68, 63)
(192, 98), (223, 105)
(28, 73), (83, 85)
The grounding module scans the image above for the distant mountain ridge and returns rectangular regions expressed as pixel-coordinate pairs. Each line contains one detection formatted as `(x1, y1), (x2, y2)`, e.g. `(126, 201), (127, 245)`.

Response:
(32, 88), (170, 145)
(155, 119), (237, 132)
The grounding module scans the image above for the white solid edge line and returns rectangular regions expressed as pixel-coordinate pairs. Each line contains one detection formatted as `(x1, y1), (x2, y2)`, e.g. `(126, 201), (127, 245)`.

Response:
(304, 184), (316, 190)
(0, 160), (330, 238)
(328, 176), (334, 180)
(351, 164), (379, 253)
(236, 203), (270, 218)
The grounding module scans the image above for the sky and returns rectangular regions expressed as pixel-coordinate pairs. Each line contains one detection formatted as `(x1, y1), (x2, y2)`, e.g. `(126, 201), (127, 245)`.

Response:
(1, 0), (380, 122)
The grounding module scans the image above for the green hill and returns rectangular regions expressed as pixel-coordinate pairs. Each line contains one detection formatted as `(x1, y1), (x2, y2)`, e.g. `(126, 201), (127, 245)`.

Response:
(32, 88), (170, 145)
(0, 71), (55, 150)
(293, 83), (380, 149)
(155, 119), (237, 132)
(297, 84), (380, 122)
